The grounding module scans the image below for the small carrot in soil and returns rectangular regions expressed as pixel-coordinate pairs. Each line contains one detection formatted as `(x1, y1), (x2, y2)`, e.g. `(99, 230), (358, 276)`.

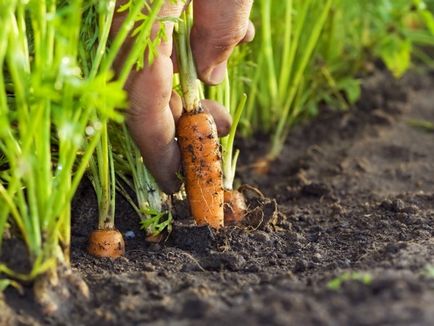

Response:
(175, 6), (224, 229)
(87, 229), (125, 258)
(224, 189), (247, 225)
(217, 82), (248, 225)
(87, 126), (124, 258)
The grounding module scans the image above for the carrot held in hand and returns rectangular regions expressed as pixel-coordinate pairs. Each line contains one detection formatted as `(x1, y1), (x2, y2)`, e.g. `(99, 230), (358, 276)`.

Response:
(177, 111), (224, 228)
(175, 5), (224, 229)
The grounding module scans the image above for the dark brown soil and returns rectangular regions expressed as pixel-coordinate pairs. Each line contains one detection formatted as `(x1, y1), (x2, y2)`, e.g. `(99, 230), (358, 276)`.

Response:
(2, 69), (434, 325)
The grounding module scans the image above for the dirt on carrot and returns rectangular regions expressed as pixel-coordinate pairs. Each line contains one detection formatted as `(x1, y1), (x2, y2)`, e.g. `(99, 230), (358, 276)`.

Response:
(177, 110), (224, 229)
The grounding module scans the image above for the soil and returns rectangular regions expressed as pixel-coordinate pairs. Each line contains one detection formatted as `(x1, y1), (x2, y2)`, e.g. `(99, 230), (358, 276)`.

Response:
(2, 69), (434, 325)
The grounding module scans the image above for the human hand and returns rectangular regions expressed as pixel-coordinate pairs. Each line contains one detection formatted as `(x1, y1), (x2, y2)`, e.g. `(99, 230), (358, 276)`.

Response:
(111, 0), (254, 194)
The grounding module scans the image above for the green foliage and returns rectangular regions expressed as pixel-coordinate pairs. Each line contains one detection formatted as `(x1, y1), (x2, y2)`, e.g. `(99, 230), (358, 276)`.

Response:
(0, 0), (125, 281)
(84, 0), (166, 231)
(140, 208), (173, 238)
(0, 0), (165, 284)
(232, 0), (434, 159)
(424, 265), (434, 278)
(206, 75), (247, 190)
(238, 0), (334, 158)
(0, 279), (22, 293)
(112, 123), (170, 237)
(327, 272), (373, 290)
(352, 0), (434, 78)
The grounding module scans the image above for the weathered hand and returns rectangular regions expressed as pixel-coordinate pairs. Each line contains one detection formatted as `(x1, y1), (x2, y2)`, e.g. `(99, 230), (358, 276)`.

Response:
(112, 0), (254, 194)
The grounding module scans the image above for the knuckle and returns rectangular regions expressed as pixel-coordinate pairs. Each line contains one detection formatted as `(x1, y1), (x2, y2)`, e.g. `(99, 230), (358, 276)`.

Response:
(209, 25), (247, 49)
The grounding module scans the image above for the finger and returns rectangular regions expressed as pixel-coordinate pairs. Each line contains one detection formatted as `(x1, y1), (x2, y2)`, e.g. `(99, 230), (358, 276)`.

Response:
(191, 0), (254, 85)
(113, 1), (184, 194)
(201, 99), (232, 137)
(169, 91), (182, 122)
(240, 20), (255, 44)
(171, 43), (179, 73)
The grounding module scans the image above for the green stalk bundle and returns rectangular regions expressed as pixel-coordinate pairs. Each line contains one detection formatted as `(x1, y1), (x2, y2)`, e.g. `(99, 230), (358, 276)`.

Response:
(207, 75), (246, 191)
(244, 0), (333, 160)
(238, 0), (434, 162)
(113, 124), (172, 239)
(0, 0), (166, 308)
(84, 0), (165, 235)
(0, 0), (125, 289)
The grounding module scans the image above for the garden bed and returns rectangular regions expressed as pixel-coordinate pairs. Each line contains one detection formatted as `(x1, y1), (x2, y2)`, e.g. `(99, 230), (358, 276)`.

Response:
(2, 69), (434, 325)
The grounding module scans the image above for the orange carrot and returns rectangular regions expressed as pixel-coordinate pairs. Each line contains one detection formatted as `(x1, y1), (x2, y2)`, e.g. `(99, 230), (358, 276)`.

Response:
(87, 229), (125, 258)
(177, 110), (224, 229)
(224, 189), (247, 225)
(174, 5), (224, 228)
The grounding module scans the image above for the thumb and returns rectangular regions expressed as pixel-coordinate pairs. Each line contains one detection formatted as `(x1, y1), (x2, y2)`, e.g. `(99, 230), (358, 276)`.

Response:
(191, 0), (254, 85)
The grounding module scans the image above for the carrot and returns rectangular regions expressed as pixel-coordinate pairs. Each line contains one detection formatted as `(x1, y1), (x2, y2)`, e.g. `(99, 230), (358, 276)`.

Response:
(174, 6), (224, 229)
(177, 110), (224, 229)
(87, 229), (125, 258)
(224, 189), (247, 225)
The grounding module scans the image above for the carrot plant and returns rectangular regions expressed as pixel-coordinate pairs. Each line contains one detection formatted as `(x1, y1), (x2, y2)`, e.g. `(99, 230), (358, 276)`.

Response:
(87, 130), (123, 257)
(0, 0), (125, 312)
(229, 0), (434, 163)
(81, 0), (167, 257)
(113, 124), (173, 240)
(175, 3), (224, 229)
(242, 0), (333, 160)
(333, 0), (434, 78)
(372, 0), (434, 74)
(83, 1), (120, 259)
(305, 0), (434, 116)
(0, 0), (165, 312)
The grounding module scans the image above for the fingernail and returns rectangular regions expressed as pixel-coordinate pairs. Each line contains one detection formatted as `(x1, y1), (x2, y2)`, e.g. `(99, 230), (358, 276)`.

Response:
(208, 62), (227, 85)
